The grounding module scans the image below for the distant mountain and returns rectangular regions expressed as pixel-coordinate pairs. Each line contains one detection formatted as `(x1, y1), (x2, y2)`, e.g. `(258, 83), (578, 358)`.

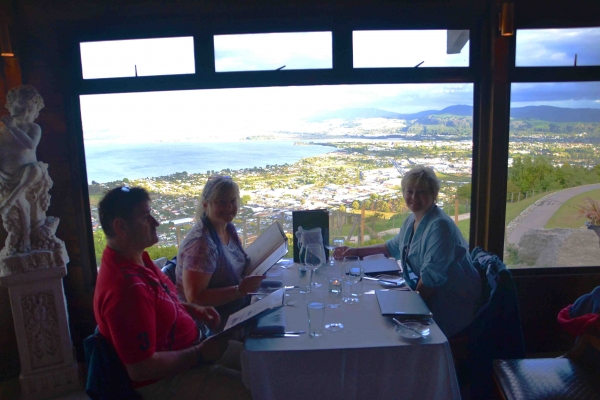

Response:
(309, 105), (600, 123)
(509, 106), (600, 123)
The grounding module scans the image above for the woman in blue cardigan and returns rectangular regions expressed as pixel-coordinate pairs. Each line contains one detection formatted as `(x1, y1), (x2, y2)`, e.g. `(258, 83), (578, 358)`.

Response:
(336, 166), (481, 337)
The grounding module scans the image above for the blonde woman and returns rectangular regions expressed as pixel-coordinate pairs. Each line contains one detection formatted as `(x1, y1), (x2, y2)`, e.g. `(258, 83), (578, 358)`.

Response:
(175, 176), (264, 331)
(335, 166), (481, 337)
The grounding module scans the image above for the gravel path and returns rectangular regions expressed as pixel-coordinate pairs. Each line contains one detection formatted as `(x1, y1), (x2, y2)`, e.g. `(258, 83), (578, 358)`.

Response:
(506, 183), (600, 245)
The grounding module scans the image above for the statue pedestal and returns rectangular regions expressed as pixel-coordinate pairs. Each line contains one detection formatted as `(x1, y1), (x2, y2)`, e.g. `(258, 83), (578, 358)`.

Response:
(0, 263), (80, 400)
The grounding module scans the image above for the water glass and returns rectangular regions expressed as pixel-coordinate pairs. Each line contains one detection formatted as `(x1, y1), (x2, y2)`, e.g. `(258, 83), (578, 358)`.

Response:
(298, 266), (312, 293)
(306, 299), (325, 337)
(343, 256), (363, 304)
(325, 278), (344, 331)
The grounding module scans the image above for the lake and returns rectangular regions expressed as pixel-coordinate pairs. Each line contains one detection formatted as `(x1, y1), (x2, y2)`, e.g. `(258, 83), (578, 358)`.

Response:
(84, 140), (337, 183)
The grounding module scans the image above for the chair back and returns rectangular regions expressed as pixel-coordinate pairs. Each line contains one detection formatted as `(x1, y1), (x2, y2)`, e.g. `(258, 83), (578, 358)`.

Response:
(84, 327), (141, 400)
(161, 256), (177, 284)
(451, 248), (526, 399)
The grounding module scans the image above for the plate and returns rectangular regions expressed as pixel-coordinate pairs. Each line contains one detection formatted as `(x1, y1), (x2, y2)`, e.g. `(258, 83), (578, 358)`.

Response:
(394, 322), (431, 339)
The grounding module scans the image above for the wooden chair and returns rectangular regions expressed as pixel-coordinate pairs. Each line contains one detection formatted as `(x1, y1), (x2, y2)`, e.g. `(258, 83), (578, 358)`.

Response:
(493, 332), (600, 400)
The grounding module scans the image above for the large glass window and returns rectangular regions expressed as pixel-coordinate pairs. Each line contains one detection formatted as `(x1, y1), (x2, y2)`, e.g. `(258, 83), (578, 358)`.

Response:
(504, 81), (600, 268)
(81, 83), (474, 265)
(353, 30), (469, 68)
(80, 37), (195, 79)
(214, 32), (332, 72)
(516, 27), (600, 67)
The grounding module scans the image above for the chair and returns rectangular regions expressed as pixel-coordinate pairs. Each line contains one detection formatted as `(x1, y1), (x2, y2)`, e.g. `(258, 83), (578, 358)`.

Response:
(493, 287), (600, 400)
(161, 256), (177, 284)
(493, 332), (600, 400)
(450, 247), (526, 399)
(84, 326), (142, 400)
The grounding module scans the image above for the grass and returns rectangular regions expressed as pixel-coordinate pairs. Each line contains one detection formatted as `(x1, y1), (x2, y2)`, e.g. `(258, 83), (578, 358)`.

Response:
(545, 188), (600, 229)
(89, 193), (103, 206)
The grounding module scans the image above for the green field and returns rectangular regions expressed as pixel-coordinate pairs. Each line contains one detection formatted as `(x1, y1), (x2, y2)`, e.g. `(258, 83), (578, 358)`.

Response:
(545, 189), (600, 229)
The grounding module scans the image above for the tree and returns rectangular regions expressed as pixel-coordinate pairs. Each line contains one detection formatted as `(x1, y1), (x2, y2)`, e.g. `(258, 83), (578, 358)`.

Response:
(456, 183), (471, 201)
(241, 194), (251, 205)
(351, 200), (360, 210)
(339, 204), (347, 213)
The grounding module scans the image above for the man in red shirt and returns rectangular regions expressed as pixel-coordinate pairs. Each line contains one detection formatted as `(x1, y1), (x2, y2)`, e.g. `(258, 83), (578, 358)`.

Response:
(93, 186), (250, 399)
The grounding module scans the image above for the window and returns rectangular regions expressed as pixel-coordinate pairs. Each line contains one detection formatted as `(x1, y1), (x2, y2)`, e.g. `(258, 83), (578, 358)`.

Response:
(353, 30), (469, 68)
(516, 27), (600, 67)
(81, 83), (474, 265)
(214, 32), (332, 72)
(504, 81), (600, 268)
(80, 36), (195, 79)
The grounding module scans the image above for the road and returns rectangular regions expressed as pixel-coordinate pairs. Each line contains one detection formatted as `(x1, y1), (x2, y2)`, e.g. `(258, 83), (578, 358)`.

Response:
(506, 183), (600, 245)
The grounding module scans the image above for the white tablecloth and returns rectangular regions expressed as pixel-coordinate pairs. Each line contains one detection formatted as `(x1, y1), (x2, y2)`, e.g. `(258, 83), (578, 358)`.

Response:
(241, 263), (461, 400)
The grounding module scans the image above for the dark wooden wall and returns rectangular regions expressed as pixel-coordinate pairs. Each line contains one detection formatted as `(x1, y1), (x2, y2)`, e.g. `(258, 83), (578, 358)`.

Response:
(0, 0), (599, 380)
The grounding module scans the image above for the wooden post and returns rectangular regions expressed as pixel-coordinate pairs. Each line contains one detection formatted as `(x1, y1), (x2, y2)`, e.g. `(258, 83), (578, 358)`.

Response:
(360, 202), (365, 245)
(256, 216), (261, 236)
(175, 226), (181, 247)
(454, 198), (459, 224)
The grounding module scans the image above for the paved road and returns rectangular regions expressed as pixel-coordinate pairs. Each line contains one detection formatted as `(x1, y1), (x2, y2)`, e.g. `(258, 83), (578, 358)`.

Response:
(507, 183), (600, 245)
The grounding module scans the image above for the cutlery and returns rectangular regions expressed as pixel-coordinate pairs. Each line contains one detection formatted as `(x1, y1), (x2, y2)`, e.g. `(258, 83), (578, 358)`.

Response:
(363, 276), (402, 285)
(284, 300), (297, 306)
(392, 318), (425, 337)
(250, 331), (305, 338)
(402, 319), (433, 325)
(284, 285), (299, 290)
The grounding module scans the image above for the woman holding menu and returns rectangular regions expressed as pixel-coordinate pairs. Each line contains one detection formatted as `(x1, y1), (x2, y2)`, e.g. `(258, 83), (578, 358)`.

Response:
(335, 166), (481, 337)
(175, 175), (264, 330)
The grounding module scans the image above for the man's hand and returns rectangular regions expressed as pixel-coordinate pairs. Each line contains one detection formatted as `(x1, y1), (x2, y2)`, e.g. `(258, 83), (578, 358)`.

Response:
(239, 275), (266, 296)
(333, 246), (354, 259)
(184, 304), (221, 330)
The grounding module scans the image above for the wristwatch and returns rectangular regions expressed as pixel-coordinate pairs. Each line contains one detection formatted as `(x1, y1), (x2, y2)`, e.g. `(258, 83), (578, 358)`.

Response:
(235, 285), (241, 297)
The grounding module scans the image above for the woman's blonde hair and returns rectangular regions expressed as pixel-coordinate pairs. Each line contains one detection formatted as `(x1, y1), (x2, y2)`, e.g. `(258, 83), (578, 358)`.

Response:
(194, 176), (240, 221)
(401, 166), (440, 196)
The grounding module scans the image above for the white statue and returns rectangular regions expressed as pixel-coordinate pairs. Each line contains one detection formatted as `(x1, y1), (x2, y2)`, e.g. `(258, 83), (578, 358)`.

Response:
(0, 85), (63, 266)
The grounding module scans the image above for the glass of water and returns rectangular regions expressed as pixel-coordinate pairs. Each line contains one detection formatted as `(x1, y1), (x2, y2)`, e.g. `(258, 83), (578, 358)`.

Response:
(325, 277), (344, 331)
(343, 256), (363, 304)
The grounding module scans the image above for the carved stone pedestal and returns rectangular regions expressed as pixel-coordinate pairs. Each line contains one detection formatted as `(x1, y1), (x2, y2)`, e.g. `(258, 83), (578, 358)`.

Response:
(0, 263), (80, 400)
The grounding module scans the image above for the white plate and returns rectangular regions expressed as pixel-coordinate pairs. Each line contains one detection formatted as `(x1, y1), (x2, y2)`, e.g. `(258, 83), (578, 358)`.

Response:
(394, 322), (431, 339)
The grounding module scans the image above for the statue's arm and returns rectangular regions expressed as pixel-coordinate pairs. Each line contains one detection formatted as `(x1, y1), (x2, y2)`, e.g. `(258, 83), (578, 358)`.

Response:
(0, 117), (41, 150)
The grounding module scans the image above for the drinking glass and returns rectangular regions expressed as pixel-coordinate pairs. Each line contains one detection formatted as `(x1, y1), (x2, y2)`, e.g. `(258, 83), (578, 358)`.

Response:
(297, 266), (312, 293)
(306, 298), (325, 337)
(325, 277), (344, 331)
(330, 237), (345, 265)
(343, 256), (363, 304)
(304, 243), (325, 288)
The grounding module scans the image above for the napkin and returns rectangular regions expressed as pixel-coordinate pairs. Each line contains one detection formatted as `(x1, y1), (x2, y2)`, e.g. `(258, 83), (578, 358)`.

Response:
(251, 308), (286, 335)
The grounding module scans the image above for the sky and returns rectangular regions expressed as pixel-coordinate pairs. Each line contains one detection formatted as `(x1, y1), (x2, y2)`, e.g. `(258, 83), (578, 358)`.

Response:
(79, 28), (600, 142)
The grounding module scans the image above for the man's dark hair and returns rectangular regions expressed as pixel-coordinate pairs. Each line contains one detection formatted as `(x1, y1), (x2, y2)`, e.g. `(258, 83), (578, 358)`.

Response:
(98, 187), (150, 238)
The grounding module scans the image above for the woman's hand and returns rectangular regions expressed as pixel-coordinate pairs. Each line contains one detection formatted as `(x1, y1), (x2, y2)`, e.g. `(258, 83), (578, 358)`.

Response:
(238, 275), (266, 296)
(333, 246), (356, 259)
(184, 304), (221, 330)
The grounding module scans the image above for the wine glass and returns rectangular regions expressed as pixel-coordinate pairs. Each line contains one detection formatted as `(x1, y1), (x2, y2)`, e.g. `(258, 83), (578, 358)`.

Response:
(304, 243), (324, 288)
(327, 237), (345, 265)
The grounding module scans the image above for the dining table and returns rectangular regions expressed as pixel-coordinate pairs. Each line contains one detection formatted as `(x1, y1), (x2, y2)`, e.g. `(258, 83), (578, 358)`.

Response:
(240, 261), (461, 400)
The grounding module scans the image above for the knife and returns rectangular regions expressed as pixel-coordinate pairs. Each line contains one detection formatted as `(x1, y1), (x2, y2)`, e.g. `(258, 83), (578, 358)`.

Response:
(284, 285), (299, 290)
(250, 331), (306, 338)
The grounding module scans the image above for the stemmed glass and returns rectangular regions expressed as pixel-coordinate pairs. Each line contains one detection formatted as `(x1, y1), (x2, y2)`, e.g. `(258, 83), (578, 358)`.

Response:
(327, 237), (345, 265)
(304, 243), (325, 288)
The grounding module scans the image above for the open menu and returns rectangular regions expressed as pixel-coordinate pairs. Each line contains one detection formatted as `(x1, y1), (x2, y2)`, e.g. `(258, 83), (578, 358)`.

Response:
(244, 222), (288, 276)
(217, 288), (285, 335)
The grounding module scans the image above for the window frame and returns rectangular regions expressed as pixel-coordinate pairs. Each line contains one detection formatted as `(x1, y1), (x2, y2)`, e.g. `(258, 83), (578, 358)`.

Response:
(61, 4), (600, 288)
